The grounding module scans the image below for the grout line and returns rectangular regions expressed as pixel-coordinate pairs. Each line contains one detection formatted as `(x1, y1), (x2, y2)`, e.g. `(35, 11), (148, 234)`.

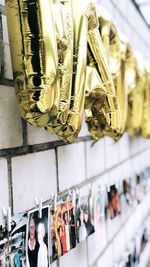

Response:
(55, 148), (60, 193)
(22, 119), (28, 146)
(0, 136), (92, 158)
(7, 157), (13, 214)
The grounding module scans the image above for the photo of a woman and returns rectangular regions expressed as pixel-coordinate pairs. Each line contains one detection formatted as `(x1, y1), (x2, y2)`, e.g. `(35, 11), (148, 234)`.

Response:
(26, 207), (49, 267)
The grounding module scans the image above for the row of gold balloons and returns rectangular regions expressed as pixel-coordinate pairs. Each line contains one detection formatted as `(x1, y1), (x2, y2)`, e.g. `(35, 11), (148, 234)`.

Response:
(6, 0), (150, 143)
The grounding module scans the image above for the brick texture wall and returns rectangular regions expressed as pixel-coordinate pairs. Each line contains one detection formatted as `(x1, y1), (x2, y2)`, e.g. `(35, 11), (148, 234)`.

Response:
(0, 0), (150, 267)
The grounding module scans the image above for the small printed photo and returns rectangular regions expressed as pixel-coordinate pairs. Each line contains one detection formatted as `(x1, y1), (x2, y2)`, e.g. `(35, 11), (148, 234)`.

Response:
(26, 207), (49, 267)
(108, 185), (121, 219)
(0, 222), (9, 267)
(122, 179), (134, 207)
(6, 213), (27, 267)
(49, 205), (58, 263)
(135, 174), (144, 203)
(140, 227), (148, 254)
(76, 186), (95, 243)
(93, 187), (107, 248)
(54, 197), (76, 257)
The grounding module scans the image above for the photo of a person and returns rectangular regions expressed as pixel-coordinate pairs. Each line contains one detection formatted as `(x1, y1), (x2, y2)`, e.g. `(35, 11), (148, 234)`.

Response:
(6, 213), (28, 267)
(93, 188), (107, 248)
(49, 206), (58, 263)
(26, 207), (49, 267)
(50, 196), (76, 260)
(76, 186), (95, 243)
(108, 185), (121, 219)
(37, 223), (48, 267)
(123, 179), (134, 206)
(27, 217), (39, 267)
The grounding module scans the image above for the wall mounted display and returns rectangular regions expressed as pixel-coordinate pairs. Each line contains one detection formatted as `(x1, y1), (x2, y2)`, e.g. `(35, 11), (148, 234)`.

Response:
(5, 0), (150, 143)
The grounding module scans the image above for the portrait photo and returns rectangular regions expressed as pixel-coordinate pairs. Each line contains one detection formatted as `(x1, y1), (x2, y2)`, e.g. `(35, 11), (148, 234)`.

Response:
(53, 197), (76, 258)
(0, 221), (9, 267)
(7, 212), (27, 267)
(26, 207), (49, 267)
(108, 185), (121, 219)
(49, 205), (58, 263)
(123, 179), (134, 207)
(76, 186), (95, 243)
(93, 188), (107, 249)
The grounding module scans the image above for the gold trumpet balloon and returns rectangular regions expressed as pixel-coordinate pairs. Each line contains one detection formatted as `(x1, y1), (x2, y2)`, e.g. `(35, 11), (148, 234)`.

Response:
(141, 63), (150, 137)
(6, 0), (89, 143)
(5, 0), (150, 143)
(85, 5), (122, 141)
(127, 52), (146, 135)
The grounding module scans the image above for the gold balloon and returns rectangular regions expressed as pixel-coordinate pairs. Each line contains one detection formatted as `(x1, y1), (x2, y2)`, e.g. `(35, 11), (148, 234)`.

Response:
(85, 5), (122, 141)
(141, 63), (150, 137)
(6, 0), (89, 142)
(127, 52), (145, 135)
(5, 0), (150, 143)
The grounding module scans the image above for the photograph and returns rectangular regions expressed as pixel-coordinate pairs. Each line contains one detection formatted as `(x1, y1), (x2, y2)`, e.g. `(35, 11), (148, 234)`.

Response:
(76, 186), (95, 243)
(26, 207), (49, 267)
(8, 212), (27, 267)
(54, 196), (76, 257)
(49, 205), (58, 263)
(107, 185), (121, 219)
(93, 187), (107, 249)
(135, 174), (144, 204)
(0, 221), (9, 267)
(122, 179), (134, 207)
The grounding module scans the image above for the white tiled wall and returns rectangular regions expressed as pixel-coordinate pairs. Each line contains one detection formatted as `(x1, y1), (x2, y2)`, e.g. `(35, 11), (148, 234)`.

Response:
(0, 0), (150, 267)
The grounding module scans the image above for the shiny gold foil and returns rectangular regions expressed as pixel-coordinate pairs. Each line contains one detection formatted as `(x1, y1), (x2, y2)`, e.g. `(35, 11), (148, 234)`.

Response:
(141, 63), (150, 137)
(127, 53), (145, 135)
(6, 0), (150, 143)
(6, 0), (88, 142)
(85, 5), (122, 141)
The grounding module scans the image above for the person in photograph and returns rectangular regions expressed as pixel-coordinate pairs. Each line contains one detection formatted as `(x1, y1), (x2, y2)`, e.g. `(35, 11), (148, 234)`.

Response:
(83, 205), (95, 236)
(77, 208), (87, 242)
(57, 225), (65, 256)
(37, 222), (48, 267)
(50, 208), (58, 262)
(27, 217), (39, 267)
(94, 196), (102, 236)
(69, 208), (76, 249)
(108, 185), (121, 219)
(14, 249), (22, 267)
(63, 211), (70, 252)
(123, 180), (133, 206)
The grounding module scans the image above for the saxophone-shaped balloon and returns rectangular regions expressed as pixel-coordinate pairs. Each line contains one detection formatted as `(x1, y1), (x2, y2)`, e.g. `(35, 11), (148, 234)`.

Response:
(100, 9), (129, 138)
(127, 53), (145, 135)
(6, 0), (88, 143)
(46, 0), (88, 142)
(141, 63), (150, 137)
(85, 5), (122, 141)
(6, 0), (59, 126)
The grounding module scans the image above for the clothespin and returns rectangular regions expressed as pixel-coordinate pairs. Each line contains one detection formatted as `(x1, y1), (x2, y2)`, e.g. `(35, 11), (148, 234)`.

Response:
(34, 197), (43, 219)
(54, 193), (57, 212)
(2, 207), (7, 219)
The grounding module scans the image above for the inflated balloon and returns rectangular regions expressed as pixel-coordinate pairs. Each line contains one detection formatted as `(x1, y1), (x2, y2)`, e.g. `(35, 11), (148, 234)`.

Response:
(85, 4), (122, 141)
(127, 52), (145, 135)
(6, 0), (89, 142)
(5, 0), (150, 143)
(141, 63), (150, 137)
